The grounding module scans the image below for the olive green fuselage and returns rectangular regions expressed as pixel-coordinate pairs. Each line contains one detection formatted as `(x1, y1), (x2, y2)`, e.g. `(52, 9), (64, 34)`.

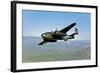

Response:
(38, 23), (78, 45)
(42, 31), (71, 42)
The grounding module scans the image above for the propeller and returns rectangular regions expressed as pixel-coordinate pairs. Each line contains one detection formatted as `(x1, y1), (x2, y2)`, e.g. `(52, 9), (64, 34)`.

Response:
(54, 28), (58, 34)
(56, 28), (58, 31)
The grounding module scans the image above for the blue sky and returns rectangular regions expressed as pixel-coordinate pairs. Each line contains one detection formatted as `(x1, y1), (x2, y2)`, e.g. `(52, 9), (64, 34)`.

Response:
(22, 10), (91, 40)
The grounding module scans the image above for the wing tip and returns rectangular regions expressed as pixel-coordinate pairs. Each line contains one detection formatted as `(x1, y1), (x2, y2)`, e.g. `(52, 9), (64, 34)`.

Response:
(38, 41), (47, 45)
(72, 23), (76, 25)
(38, 43), (42, 45)
(38, 42), (43, 45)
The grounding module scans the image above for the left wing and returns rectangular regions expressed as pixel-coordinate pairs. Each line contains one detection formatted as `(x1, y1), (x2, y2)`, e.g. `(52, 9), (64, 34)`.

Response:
(38, 41), (47, 45)
(59, 23), (76, 33)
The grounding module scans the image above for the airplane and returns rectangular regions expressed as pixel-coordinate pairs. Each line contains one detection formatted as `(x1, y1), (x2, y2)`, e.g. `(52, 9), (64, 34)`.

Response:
(38, 23), (78, 45)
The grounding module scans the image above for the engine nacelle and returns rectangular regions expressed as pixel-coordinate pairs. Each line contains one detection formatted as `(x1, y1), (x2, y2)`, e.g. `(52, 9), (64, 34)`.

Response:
(63, 36), (70, 41)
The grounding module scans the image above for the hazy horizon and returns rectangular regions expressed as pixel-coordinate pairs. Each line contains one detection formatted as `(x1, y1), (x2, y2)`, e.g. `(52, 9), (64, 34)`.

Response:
(22, 36), (90, 41)
(22, 37), (91, 63)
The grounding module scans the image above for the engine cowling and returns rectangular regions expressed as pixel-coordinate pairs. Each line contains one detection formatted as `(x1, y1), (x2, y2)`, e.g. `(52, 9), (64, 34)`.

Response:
(62, 36), (70, 41)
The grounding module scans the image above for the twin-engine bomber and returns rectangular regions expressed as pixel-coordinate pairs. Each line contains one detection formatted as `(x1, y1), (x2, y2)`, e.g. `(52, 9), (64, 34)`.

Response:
(38, 23), (78, 45)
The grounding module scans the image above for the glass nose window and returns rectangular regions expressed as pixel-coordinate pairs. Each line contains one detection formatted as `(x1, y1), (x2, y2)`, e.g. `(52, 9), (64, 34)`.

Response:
(43, 34), (46, 37)
(42, 33), (50, 37)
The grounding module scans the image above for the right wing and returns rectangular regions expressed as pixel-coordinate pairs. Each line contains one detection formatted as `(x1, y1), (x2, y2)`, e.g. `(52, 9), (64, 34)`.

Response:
(38, 41), (47, 45)
(59, 23), (76, 33)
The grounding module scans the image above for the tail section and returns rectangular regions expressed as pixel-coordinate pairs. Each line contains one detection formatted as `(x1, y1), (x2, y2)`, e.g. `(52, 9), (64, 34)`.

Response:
(75, 28), (78, 35)
(69, 28), (78, 38)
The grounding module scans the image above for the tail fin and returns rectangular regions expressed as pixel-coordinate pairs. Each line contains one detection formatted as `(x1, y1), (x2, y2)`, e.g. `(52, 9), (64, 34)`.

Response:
(75, 28), (78, 35)
(70, 28), (78, 37)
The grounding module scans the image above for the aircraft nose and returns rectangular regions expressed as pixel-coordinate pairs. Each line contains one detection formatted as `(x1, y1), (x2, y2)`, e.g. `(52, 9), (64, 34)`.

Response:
(42, 33), (46, 38)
